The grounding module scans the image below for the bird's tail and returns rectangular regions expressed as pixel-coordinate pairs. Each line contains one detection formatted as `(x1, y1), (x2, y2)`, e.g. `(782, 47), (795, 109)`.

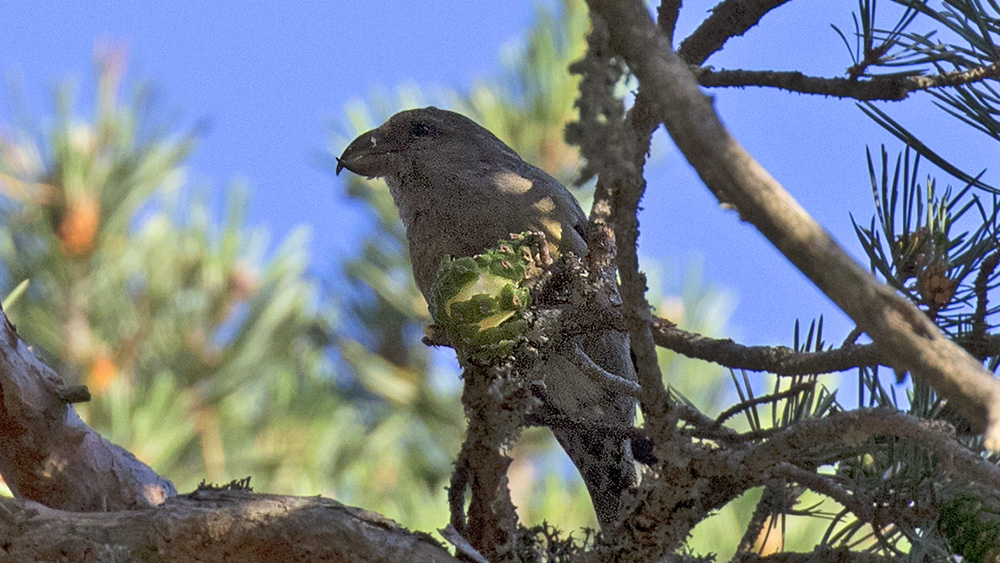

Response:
(551, 423), (636, 533)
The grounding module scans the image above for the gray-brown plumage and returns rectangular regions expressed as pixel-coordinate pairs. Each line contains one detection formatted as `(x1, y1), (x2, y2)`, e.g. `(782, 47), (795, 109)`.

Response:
(337, 107), (636, 530)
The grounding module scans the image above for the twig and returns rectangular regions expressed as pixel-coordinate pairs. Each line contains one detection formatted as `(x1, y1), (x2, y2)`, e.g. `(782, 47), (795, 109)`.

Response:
(695, 64), (1000, 101)
(678, 0), (794, 65)
(652, 317), (879, 375)
(766, 463), (873, 523)
(657, 0), (682, 42)
(457, 365), (522, 559)
(740, 409), (1000, 493)
(733, 547), (901, 563)
(652, 315), (1000, 374)
(439, 524), (490, 563)
(715, 381), (816, 426)
(971, 251), (999, 348)
(734, 479), (784, 556)
(447, 445), (470, 535)
(566, 342), (644, 400)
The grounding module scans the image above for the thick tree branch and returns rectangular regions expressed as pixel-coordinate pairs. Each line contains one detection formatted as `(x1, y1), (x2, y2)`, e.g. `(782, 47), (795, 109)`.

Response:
(695, 64), (1000, 101)
(0, 491), (459, 563)
(0, 307), (175, 511)
(586, 0), (1000, 449)
(738, 409), (1000, 493)
(570, 13), (672, 424)
(677, 0), (793, 65)
(456, 365), (522, 560)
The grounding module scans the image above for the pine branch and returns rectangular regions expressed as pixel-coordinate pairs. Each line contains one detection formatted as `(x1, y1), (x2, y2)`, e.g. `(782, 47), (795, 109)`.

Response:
(0, 493), (459, 563)
(654, 316), (1000, 374)
(571, 12), (672, 426)
(677, 0), (794, 65)
(695, 63), (1000, 101)
(652, 317), (878, 375)
(739, 409), (1000, 493)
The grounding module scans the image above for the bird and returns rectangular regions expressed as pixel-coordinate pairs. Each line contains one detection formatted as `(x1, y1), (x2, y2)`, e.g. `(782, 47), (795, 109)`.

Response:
(337, 106), (637, 531)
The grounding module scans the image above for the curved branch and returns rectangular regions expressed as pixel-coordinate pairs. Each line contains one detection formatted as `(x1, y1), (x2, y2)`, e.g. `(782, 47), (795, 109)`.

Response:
(740, 409), (1000, 493)
(586, 0), (1000, 449)
(695, 64), (1000, 101)
(0, 308), (175, 511)
(0, 491), (459, 563)
(677, 0), (793, 65)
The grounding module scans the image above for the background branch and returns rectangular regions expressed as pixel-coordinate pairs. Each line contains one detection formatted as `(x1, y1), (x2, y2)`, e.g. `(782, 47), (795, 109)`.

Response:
(677, 0), (793, 65)
(695, 64), (1000, 101)
(655, 317), (1000, 375)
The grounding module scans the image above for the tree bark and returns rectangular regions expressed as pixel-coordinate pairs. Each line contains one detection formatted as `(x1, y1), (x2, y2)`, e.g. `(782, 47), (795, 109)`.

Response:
(0, 490), (458, 563)
(0, 307), (174, 511)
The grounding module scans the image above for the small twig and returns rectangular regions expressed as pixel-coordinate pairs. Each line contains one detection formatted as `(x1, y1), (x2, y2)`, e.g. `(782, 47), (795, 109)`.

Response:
(695, 64), (1000, 101)
(652, 316), (1000, 376)
(733, 547), (901, 563)
(678, 0), (793, 65)
(447, 445), (470, 535)
(841, 326), (864, 347)
(566, 342), (644, 400)
(657, 0), (682, 42)
(767, 463), (873, 523)
(715, 381), (816, 426)
(734, 479), (784, 556)
(652, 317), (879, 375)
(439, 524), (490, 563)
(971, 251), (999, 347)
(56, 385), (91, 404)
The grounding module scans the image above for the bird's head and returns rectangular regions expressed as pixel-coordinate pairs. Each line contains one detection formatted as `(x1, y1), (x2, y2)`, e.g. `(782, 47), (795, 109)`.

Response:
(336, 107), (518, 179)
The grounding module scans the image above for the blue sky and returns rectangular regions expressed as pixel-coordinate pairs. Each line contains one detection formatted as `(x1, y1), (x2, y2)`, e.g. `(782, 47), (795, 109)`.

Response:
(1, 1), (996, 353)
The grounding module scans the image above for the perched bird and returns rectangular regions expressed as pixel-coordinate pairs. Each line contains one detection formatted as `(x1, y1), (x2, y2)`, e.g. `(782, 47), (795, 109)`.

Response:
(337, 107), (636, 530)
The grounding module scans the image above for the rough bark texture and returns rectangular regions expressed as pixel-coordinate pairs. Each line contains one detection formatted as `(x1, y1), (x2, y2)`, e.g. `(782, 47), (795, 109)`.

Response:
(458, 366), (520, 561)
(0, 490), (458, 563)
(0, 308), (174, 511)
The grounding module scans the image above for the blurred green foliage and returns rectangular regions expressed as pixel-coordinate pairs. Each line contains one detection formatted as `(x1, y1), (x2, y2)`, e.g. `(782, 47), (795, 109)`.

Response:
(0, 50), (342, 494)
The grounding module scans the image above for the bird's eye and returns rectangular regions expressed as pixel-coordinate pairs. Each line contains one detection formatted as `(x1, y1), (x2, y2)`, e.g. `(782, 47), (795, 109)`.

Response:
(409, 122), (432, 137)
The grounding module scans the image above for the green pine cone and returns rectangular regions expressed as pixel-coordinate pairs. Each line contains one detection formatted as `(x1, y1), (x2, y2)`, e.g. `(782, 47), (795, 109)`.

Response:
(429, 232), (545, 362)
